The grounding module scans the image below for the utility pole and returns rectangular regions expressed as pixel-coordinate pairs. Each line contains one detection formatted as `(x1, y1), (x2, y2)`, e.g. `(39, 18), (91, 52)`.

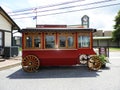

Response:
(33, 8), (37, 26)
(35, 8), (37, 26)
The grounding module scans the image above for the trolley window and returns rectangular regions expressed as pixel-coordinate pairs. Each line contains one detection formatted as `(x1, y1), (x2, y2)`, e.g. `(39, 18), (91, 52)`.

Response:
(45, 33), (56, 49)
(24, 32), (42, 49)
(26, 36), (32, 48)
(59, 32), (75, 48)
(78, 33), (90, 48)
(59, 36), (66, 47)
(34, 36), (41, 48)
(68, 36), (74, 48)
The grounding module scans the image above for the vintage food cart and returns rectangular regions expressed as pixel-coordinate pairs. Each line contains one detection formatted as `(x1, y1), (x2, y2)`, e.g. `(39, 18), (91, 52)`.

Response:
(21, 25), (102, 72)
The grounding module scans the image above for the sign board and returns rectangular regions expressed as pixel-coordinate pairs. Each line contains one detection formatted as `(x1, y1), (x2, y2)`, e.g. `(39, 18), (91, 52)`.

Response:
(99, 47), (109, 57)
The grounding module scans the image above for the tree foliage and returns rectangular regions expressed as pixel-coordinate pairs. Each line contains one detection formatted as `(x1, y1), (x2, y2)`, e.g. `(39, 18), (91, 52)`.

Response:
(113, 10), (120, 41)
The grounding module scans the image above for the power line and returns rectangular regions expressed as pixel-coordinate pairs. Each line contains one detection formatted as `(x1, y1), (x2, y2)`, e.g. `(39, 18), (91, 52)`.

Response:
(10, 0), (115, 16)
(40, 3), (120, 17)
(12, 2), (120, 19)
(8, 0), (84, 14)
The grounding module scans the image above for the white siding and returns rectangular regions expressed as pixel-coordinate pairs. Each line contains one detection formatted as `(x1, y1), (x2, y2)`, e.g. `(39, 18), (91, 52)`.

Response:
(5, 32), (11, 46)
(0, 32), (2, 46)
(0, 14), (12, 31)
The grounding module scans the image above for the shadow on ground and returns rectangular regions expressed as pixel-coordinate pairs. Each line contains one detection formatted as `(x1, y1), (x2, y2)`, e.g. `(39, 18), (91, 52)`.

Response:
(7, 66), (103, 79)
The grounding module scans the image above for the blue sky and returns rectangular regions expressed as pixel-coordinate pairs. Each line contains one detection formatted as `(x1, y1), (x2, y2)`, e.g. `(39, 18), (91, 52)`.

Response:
(0, 0), (120, 31)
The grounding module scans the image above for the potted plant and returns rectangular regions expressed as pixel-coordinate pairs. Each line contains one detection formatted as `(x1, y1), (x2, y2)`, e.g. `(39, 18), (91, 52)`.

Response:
(99, 55), (109, 68)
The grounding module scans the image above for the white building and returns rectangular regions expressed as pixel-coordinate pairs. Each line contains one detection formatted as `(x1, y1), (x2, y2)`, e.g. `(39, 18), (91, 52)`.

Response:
(0, 7), (20, 55)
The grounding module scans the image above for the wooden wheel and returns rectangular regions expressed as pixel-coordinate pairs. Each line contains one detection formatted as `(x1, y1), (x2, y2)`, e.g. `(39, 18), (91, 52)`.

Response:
(22, 55), (40, 72)
(79, 54), (88, 64)
(88, 55), (102, 71)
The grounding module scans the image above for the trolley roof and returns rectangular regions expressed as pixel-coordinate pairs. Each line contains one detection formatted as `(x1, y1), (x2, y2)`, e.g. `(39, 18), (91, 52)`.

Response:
(21, 28), (96, 33)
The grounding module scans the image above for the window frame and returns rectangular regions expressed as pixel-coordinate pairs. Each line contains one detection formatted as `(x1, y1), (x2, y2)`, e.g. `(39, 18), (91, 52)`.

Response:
(44, 32), (56, 49)
(58, 32), (76, 49)
(24, 32), (42, 49)
(34, 35), (41, 48)
(78, 32), (90, 48)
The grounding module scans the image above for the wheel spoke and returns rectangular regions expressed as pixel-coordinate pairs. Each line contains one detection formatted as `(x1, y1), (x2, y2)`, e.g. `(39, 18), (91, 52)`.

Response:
(79, 54), (88, 64)
(88, 55), (101, 71)
(22, 55), (40, 72)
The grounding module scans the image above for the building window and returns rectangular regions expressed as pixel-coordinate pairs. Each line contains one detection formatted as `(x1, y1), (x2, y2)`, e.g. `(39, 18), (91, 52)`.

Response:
(15, 37), (20, 45)
(45, 33), (55, 49)
(78, 33), (90, 48)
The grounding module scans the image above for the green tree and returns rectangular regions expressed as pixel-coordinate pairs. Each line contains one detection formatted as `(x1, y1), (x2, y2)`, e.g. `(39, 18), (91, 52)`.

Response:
(113, 10), (120, 47)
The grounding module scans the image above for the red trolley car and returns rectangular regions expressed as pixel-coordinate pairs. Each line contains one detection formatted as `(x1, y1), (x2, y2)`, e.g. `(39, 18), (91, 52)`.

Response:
(21, 25), (102, 72)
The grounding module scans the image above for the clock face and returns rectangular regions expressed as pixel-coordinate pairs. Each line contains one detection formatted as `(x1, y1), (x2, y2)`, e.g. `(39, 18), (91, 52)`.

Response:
(83, 16), (88, 22)
(82, 15), (89, 28)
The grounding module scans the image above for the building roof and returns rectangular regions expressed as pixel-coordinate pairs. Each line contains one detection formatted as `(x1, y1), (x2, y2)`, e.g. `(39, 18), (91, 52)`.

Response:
(93, 36), (112, 40)
(0, 7), (20, 30)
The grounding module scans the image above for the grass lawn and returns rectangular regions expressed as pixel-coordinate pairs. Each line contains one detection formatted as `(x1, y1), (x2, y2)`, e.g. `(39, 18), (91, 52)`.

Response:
(19, 47), (22, 51)
(109, 48), (120, 52)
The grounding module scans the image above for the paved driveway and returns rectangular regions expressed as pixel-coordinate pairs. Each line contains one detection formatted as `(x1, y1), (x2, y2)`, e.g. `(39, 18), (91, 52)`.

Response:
(0, 51), (120, 90)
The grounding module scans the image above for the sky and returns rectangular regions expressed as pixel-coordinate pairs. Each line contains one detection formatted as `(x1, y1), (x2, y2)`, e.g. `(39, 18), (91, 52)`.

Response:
(0, 0), (120, 31)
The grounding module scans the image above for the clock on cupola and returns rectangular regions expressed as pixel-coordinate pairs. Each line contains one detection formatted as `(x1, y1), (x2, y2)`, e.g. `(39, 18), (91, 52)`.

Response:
(81, 15), (89, 28)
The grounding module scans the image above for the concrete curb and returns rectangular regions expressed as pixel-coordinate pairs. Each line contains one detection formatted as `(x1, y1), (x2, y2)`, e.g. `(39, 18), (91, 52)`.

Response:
(0, 56), (22, 71)
(0, 62), (21, 71)
(0, 59), (5, 62)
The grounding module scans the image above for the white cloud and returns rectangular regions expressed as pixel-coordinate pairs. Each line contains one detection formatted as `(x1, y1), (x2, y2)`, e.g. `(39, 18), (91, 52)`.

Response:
(89, 12), (116, 30)
(0, 3), (12, 12)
